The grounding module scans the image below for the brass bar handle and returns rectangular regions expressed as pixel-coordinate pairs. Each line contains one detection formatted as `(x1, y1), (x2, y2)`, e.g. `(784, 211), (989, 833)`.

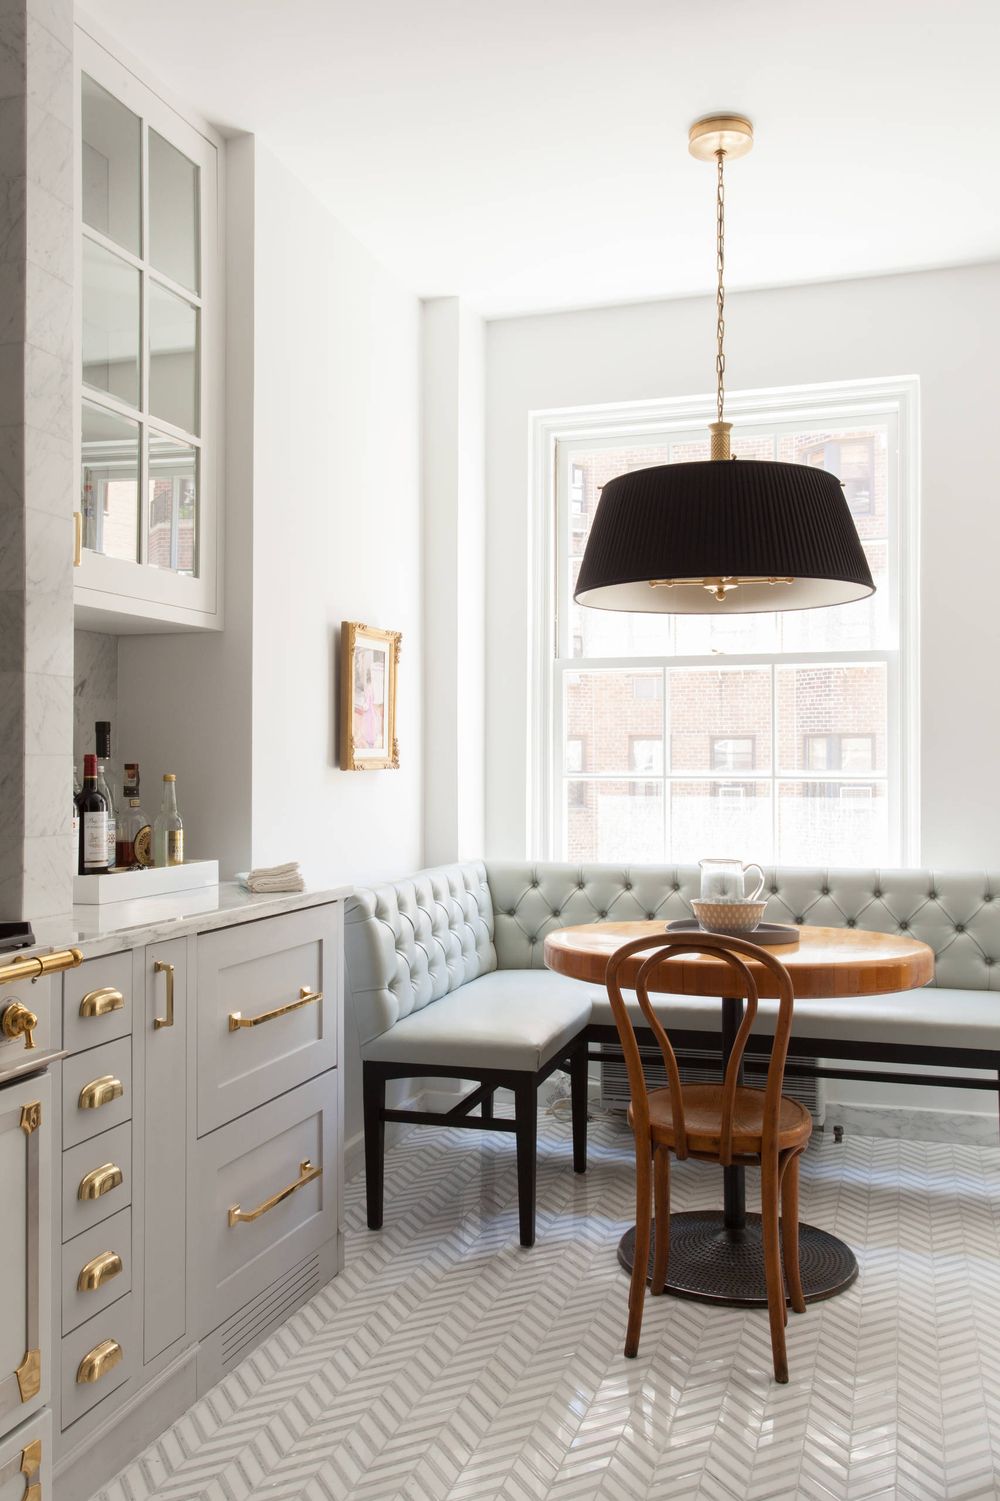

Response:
(74, 509), (83, 566)
(153, 960), (175, 1030)
(1, 1000), (38, 1050)
(228, 986), (321, 1033)
(80, 986), (124, 1018)
(78, 1162), (123, 1200)
(77, 1250), (123, 1292)
(0, 946), (83, 986)
(78, 1075), (123, 1111)
(76, 1338), (122, 1385)
(228, 1158), (321, 1227)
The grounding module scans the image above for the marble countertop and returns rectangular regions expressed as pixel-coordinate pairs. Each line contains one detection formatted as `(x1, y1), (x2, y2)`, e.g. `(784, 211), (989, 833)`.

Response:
(5, 882), (354, 964)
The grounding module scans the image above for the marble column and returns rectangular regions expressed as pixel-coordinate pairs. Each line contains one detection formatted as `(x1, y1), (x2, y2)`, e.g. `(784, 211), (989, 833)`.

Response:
(0, 0), (74, 926)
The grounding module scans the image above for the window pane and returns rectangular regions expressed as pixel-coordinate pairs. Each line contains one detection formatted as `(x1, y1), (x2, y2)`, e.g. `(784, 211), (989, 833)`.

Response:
(149, 129), (200, 293)
(776, 664), (886, 774)
(669, 781), (772, 864)
(669, 667), (772, 774)
(565, 781), (663, 863)
(82, 238), (140, 407)
(148, 431), (197, 576)
(564, 670), (663, 774)
(81, 402), (139, 561)
(778, 781), (888, 864)
(81, 74), (140, 255)
(149, 282), (199, 435)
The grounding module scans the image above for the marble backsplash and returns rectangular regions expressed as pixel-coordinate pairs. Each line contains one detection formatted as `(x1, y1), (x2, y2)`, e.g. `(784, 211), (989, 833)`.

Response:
(74, 629), (118, 773)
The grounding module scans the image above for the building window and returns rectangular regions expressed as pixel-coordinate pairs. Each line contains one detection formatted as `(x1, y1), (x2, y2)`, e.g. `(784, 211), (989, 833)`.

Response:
(542, 386), (913, 866)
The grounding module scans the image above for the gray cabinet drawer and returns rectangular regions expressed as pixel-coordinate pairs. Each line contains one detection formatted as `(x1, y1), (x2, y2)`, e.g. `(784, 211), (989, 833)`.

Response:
(193, 1071), (338, 1333)
(196, 906), (340, 1136)
(62, 1205), (132, 1335)
(62, 1036), (131, 1150)
(0, 973), (55, 1073)
(63, 952), (132, 1054)
(0, 1408), (50, 1501)
(60, 1293), (136, 1429)
(62, 1121), (131, 1241)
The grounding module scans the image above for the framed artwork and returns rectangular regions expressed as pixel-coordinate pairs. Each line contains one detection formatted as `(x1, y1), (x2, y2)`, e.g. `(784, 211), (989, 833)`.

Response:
(340, 621), (401, 770)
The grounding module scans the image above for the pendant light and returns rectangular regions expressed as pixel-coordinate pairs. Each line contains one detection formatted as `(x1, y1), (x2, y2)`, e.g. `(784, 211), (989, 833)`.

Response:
(574, 114), (875, 614)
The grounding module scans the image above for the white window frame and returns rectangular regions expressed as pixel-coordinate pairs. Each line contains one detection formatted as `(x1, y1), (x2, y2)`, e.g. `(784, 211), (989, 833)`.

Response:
(528, 376), (921, 865)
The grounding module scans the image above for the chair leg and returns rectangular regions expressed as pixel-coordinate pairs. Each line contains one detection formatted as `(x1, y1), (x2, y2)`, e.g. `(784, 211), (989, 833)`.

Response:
(780, 1150), (807, 1315)
(363, 1063), (386, 1231)
(570, 1043), (588, 1174)
(651, 1145), (670, 1295)
(625, 1138), (652, 1358)
(513, 1075), (537, 1248)
(761, 1156), (789, 1383)
(481, 1089), (495, 1122)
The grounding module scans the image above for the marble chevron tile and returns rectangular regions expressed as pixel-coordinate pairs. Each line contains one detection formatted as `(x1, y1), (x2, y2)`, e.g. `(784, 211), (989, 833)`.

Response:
(92, 1112), (1000, 1501)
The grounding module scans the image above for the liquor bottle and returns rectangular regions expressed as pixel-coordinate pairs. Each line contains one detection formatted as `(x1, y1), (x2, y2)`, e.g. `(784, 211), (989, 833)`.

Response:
(95, 721), (117, 869)
(76, 754), (110, 875)
(154, 774), (184, 867)
(117, 762), (152, 868)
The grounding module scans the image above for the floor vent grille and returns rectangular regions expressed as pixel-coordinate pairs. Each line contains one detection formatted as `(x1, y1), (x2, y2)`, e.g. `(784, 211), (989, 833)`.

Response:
(599, 1043), (825, 1124)
(220, 1251), (322, 1370)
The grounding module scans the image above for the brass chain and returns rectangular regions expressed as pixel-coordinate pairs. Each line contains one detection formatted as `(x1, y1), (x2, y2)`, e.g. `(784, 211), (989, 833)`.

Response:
(715, 148), (726, 426)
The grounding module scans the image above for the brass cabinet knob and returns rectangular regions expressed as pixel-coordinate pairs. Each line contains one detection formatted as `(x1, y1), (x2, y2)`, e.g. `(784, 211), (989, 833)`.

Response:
(79, 986), (124, 1018)
(1, 1000), (38, 1050)
(78, 1162), (123, 1201)
(77, 1250), (123, 1292)
(78, 1074), (123, 1110)
(76, 1337), (122, 1385)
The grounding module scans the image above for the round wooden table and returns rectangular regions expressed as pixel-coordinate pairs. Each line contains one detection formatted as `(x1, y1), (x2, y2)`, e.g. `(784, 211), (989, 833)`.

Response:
(545, 921), (934, 1307)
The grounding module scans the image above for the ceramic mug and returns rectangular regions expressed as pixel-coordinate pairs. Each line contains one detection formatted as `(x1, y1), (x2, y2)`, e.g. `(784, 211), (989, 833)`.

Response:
(699, 857), (766, 904)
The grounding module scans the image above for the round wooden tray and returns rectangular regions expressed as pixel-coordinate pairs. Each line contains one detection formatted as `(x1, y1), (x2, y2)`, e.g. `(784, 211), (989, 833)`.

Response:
(665, 917), (800, 949)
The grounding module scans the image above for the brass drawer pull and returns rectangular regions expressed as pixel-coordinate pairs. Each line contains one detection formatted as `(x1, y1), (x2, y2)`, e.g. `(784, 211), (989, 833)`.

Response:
(76, 1337), (122, 1385)
(78, 1162), (123, 1200)
(78, 1250), (123, 1291)
(153, 959), (175, 1030)
(78, 1075), (123, 1110)
(80, 986), (124, 1018)
(229, 986), (321, 1032)
(21, 1434), (41, 1501)
(228, 1158), (321, 1227)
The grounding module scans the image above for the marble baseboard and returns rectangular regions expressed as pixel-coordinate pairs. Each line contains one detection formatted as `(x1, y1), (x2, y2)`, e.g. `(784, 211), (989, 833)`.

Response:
(824, 1100), (999, 1145)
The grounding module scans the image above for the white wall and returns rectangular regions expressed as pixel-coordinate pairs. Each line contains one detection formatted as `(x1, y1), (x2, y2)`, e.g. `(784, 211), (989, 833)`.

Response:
(485, 263), (1000, 870)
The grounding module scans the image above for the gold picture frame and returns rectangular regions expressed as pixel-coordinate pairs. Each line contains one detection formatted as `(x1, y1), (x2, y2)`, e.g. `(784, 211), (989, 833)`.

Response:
(340, 621), (401, 771)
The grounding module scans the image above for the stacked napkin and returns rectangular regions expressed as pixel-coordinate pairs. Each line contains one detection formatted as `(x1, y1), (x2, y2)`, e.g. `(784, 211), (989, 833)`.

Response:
(238, 862), (305, 894)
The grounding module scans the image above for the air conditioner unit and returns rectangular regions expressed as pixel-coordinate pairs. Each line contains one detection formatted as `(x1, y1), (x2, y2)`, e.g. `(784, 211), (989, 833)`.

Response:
(598, 1041), (826, 1126)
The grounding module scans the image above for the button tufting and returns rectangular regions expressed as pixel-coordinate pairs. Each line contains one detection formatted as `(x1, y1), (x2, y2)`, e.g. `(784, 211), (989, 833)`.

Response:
(929, 890), (937, 900)
(847, 917), (856, 927)
(988, 958), (995, 967)
(899, 921), (908, 930)
(508, 908), (515, 916)
(987, 895), (994, 903)
(673, 883), (680, 892)
(529, 934), (537, 943)
(599, 910), (608, 918)
(552, 909), (561, 918)
(531, 879), (538, 888)
(873, 889), (882, 898)
(770, 885), (778, 894)
(647, 912), (655, 920)
(625, 881), (632, 890)
(822, 886), (830, 896)
(795, 916), (804, 924)
(955, 924), (965, 933)
(578, 881), (585, 890)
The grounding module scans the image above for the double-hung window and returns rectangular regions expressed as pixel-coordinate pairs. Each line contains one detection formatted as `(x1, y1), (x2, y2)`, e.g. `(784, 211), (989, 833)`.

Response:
(537, 380), (917, 866)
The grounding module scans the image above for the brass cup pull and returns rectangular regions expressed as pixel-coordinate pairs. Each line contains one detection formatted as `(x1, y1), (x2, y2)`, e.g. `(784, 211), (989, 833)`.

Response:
(153, 959), (175, 1030)
(78, 1075), (123, 1110)
(21, 1435), (41, 1501)
(76, 1337), (122, 1385)
(78, 1162), (123, 1200)
(80, 986), (124, 1018)
(228, 1158), (322, 1227)
(78, 1250), (123, 1292)
(1, 1000), (38, 1050)
(229, 986), (322, 1032)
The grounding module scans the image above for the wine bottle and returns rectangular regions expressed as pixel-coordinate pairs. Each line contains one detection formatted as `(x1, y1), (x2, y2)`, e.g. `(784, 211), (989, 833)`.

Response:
(154, 774), (184, 867)
(76, 754), (110, 875)
(117, 762), (152, 868)
(95, 721), (117, 870)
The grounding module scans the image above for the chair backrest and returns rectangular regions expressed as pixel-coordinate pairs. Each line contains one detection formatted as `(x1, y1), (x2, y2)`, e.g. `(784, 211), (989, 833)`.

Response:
(605, 932), (797, 1165)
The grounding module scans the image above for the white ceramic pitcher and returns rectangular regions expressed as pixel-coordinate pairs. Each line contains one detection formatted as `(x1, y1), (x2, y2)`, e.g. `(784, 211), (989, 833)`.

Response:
(699, 857), (766, 904)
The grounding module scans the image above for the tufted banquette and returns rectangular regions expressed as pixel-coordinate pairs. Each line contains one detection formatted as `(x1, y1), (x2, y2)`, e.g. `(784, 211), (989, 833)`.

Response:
(346, 861), (1000, 1244)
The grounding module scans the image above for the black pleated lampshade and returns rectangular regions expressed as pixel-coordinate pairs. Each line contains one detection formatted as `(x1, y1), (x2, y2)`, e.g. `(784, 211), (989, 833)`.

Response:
(574, 459), (875, 613)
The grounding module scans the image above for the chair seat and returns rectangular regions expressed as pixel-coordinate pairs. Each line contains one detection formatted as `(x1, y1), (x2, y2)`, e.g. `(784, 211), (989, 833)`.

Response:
(629, 1084), (813, 1157)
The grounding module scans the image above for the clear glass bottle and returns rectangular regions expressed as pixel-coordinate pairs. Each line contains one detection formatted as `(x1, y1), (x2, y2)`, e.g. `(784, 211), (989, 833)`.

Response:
(95, 721), (117, 869)
(76, 753), (110, 874)
(117, 762), (151, 868)
(154, 774), (184, 867)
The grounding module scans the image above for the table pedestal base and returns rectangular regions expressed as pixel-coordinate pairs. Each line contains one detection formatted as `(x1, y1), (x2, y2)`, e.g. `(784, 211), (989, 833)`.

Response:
(617, 1212), (858, 1307)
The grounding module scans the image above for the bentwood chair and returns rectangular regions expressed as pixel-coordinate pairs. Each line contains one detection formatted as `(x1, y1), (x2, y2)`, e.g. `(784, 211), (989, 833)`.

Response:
(606, 932), (812, 1383)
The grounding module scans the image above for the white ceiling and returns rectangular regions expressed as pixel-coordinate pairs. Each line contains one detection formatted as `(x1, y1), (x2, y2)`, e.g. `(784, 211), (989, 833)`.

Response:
(84, 0), (1000, 317)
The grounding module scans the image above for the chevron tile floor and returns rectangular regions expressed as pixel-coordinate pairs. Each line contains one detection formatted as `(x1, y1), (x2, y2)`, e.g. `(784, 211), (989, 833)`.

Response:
(94, 1108), (1000, 1501)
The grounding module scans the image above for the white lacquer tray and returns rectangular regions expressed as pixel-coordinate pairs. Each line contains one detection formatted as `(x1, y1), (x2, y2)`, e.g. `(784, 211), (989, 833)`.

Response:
(73, 859), (219, 904)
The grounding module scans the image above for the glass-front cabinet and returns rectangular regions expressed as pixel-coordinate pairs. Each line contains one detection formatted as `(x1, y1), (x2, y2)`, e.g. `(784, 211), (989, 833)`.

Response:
(75, 31), (222, 630)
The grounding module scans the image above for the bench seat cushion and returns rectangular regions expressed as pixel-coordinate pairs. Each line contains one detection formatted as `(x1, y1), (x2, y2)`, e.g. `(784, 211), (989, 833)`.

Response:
(361, 970), (593, 1073)
(585, 985), (1000, 1054)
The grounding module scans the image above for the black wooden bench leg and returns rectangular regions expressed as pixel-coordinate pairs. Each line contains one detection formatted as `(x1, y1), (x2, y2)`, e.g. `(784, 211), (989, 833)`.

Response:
(570, 1043), (588, 1174)
(363, 1062), (387, 1230)
(514, 1074), (537, 1247)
